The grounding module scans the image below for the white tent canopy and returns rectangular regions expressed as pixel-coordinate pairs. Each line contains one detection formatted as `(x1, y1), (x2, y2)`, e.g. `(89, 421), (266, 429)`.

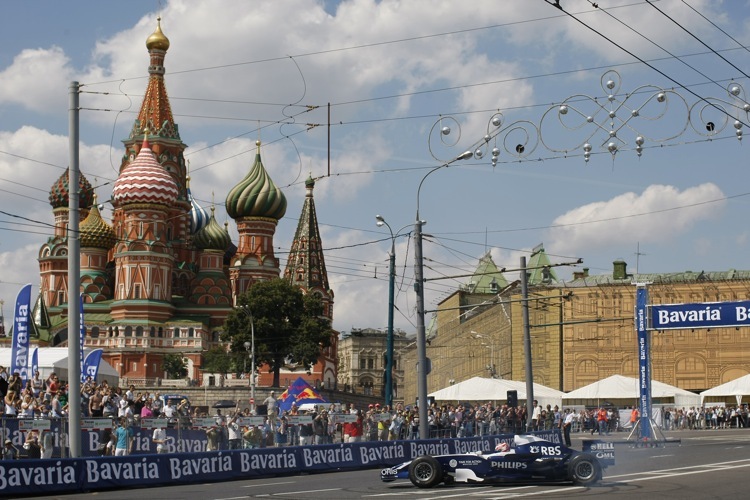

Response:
(0, 347), (119, 386)
(429, 376), (564, 409)
(699, 374), (750, 406)
(563, 374), (701, 407)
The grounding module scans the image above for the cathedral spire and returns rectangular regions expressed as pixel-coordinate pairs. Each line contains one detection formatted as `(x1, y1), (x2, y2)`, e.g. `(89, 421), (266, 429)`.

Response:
(284, 175), (334, 319)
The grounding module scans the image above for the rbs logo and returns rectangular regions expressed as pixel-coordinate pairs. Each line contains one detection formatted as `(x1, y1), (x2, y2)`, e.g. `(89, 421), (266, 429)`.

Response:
(538, 445), (561, 455)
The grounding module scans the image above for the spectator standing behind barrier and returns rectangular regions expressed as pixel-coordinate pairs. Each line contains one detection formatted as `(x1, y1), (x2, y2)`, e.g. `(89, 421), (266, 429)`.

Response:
(595, 407), (609, 435)
(562, 409), (574, 446)
(41, 429), (54, 459)
(263, 391), (277, 418)
(227, 403), (243, 450)
(2, 439), (19, 460)
(24, 431), (42, 459)
(312, 411), (327, 445)
(114, 418), (134, 456)
(152, 426), (167, 454)
(298, 413), (314, 446)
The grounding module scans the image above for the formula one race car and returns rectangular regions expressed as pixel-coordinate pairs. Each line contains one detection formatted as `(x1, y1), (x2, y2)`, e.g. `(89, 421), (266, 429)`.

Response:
(380, 434), (611, 488)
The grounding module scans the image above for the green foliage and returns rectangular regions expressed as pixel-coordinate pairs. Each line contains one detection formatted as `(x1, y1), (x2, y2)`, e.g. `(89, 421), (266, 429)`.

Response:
(222, 278), (332, 386)
(202, 346), (234, 374)
(162, 353), (187, 379)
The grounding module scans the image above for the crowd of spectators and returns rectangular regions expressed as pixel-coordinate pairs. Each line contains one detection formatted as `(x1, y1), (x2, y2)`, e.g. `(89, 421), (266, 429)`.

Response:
(1, 365), (749, 458)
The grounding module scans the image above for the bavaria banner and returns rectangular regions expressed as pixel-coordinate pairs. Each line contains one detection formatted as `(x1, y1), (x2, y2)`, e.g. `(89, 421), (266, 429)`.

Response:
(650, 300), (750, 330)
(30, 347), (38, 378)
(80, 294), (86, 383)
(10, 283), (32, 382)
(0, 423), (562, 496)
(83, 349), (104, 382)
(636, 286), (652, 439)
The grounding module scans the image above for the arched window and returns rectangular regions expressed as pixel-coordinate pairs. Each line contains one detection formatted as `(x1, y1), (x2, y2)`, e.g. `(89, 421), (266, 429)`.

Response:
(188, 327), (194, 337)
(124, 326), (133, 337)
(173, 327), (180, 338)
(91, 327), (100, 338)
(135, 326), (144, 337)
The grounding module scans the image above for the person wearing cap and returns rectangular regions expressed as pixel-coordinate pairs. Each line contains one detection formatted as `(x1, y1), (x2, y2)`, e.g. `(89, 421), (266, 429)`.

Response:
(2, 438), (19, 460)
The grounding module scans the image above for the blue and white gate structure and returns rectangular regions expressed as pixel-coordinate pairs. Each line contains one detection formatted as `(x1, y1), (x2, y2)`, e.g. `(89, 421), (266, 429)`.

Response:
(635, 284), (750, 440)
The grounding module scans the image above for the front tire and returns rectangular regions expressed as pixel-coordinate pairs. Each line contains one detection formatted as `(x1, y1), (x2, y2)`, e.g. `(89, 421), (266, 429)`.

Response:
(568, 453), (601, 486)
(408, 456), (443, 488)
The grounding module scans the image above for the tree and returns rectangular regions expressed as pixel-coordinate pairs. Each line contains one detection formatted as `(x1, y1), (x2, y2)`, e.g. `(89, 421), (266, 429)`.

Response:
(162, 354), (187, 379)
(202, 346), (234, 375)
(223, 278), (332, 387)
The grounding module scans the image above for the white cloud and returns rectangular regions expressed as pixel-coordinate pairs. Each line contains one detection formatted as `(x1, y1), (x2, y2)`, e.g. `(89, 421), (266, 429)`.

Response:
(0, 48), (72, 112)
(546, 183), (726, 257)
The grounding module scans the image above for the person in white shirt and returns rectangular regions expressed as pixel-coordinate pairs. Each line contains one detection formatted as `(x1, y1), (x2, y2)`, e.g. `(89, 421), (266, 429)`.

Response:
(152, 427), (167, 453)
(563, 408), (575, 446)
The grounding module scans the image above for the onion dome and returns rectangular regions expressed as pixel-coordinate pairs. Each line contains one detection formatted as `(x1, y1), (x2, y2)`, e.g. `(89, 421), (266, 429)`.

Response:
(225, 140), (287, 220)
(146, 17), (170, 51)
(79, 195), (116, 249)
(193, 207), (231, 251)
(112, 135), (179, 207)
(187, 177), (208, 234)
(49, 168), (95, 209)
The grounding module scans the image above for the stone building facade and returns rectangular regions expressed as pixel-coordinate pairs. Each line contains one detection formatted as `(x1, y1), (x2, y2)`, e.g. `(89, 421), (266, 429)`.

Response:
(401, 250), (750, 404)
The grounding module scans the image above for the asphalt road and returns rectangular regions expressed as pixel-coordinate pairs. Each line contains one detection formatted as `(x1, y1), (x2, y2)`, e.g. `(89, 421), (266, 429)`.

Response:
(14, 429), (750, 500)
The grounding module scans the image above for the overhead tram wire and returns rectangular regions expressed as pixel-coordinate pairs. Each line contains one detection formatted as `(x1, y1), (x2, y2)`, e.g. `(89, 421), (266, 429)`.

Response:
(591, 0), (750, 103)
(546, 1), (750, 130)
(647, 0), (750, 80)
(681, 0), (750, 56)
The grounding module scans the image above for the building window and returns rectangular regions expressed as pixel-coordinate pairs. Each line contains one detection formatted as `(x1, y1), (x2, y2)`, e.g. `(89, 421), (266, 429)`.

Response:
(367, 358), (374, 369)
(188, 328), (194, 337)
(134, 284), (141, 299)
(173, 327), (180, 338)
(359, 359), (366, 370)
(124, 326), (133, 337)
(135, 326), (143, 337)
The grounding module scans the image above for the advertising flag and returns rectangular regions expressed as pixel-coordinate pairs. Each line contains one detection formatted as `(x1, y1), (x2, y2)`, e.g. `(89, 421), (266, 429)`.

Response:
(82, 349), (104, 382)
(11, 283), (32, 383)
(80, 294), (86, 382)
(31, 347), (38, 379)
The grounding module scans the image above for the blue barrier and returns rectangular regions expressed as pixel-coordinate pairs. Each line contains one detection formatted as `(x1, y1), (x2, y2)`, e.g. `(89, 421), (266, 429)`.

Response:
(0, 422), (562, 496)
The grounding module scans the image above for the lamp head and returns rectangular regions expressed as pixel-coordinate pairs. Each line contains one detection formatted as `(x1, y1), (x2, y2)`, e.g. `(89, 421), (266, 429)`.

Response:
(375, 214), (385, 226)
(244, 341), (251, 350)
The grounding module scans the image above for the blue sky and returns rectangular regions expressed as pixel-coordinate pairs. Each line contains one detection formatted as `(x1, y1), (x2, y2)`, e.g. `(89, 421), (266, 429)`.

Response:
(1, 0), (749, 334)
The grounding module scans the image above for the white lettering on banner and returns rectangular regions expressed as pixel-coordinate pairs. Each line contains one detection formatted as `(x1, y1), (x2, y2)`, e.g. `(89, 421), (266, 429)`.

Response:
(244, 450), (297, 470)
(737, 307), (749, 321)
(359, 443), (405, 465)
(176, 438), (205, 453)
(657, 307), (721, 325)
(638, 307), (644, 331)
(169, 454), (232, 480)
(410, 442), (450, 457)
(491, 461), (527, 469)
(302, 447), (353, 467)
(86, 458), (159, 482)
(0, 462), (75, 489)
(452, 439), (491, 454)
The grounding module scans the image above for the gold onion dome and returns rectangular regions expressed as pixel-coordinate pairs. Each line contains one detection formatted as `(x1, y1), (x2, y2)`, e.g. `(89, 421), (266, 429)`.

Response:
(146, 17), (170, 51)
(112, 134), (179, 207)
(49, 168), (95, 209)
(225, 140), (287, 220)
(79, 195), (116, 249)
(193, 207), (231, 251)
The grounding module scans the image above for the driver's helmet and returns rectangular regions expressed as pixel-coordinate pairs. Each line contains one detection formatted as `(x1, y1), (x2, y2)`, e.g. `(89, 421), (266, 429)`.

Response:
(494, 442), (510, 452)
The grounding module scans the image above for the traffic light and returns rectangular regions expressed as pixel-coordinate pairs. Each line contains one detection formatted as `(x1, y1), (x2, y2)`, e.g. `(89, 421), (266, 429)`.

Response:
(507, 390), (518, 408)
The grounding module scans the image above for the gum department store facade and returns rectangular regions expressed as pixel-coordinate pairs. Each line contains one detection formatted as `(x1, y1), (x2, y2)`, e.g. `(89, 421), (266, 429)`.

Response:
(401, 248), (750, 404)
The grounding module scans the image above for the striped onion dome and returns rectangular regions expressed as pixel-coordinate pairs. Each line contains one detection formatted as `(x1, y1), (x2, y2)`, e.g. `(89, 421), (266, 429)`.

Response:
(49, 168), (95, 209)
(112, 135), (179, 207)
(187, 178), (209, 234)
(193, 207), (231, 251)
(79, 195), (116, 249)
(225, 140), (287, 220)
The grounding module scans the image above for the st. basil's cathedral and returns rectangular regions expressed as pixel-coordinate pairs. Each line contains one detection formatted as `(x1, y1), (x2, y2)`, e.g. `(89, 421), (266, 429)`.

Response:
(35, 19), (337, 388)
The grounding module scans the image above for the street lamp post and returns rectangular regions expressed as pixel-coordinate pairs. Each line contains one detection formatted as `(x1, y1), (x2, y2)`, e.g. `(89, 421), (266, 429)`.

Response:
(471, 331), (496, 378)
(375, 216), (411, 408)
(240, 308), (256, 414)
(414, 150), (473, 439)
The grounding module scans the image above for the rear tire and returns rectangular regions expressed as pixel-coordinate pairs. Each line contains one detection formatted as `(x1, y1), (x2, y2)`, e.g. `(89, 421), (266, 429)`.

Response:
(569, 453), (601, 486)
(408, 456), (443, 488)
